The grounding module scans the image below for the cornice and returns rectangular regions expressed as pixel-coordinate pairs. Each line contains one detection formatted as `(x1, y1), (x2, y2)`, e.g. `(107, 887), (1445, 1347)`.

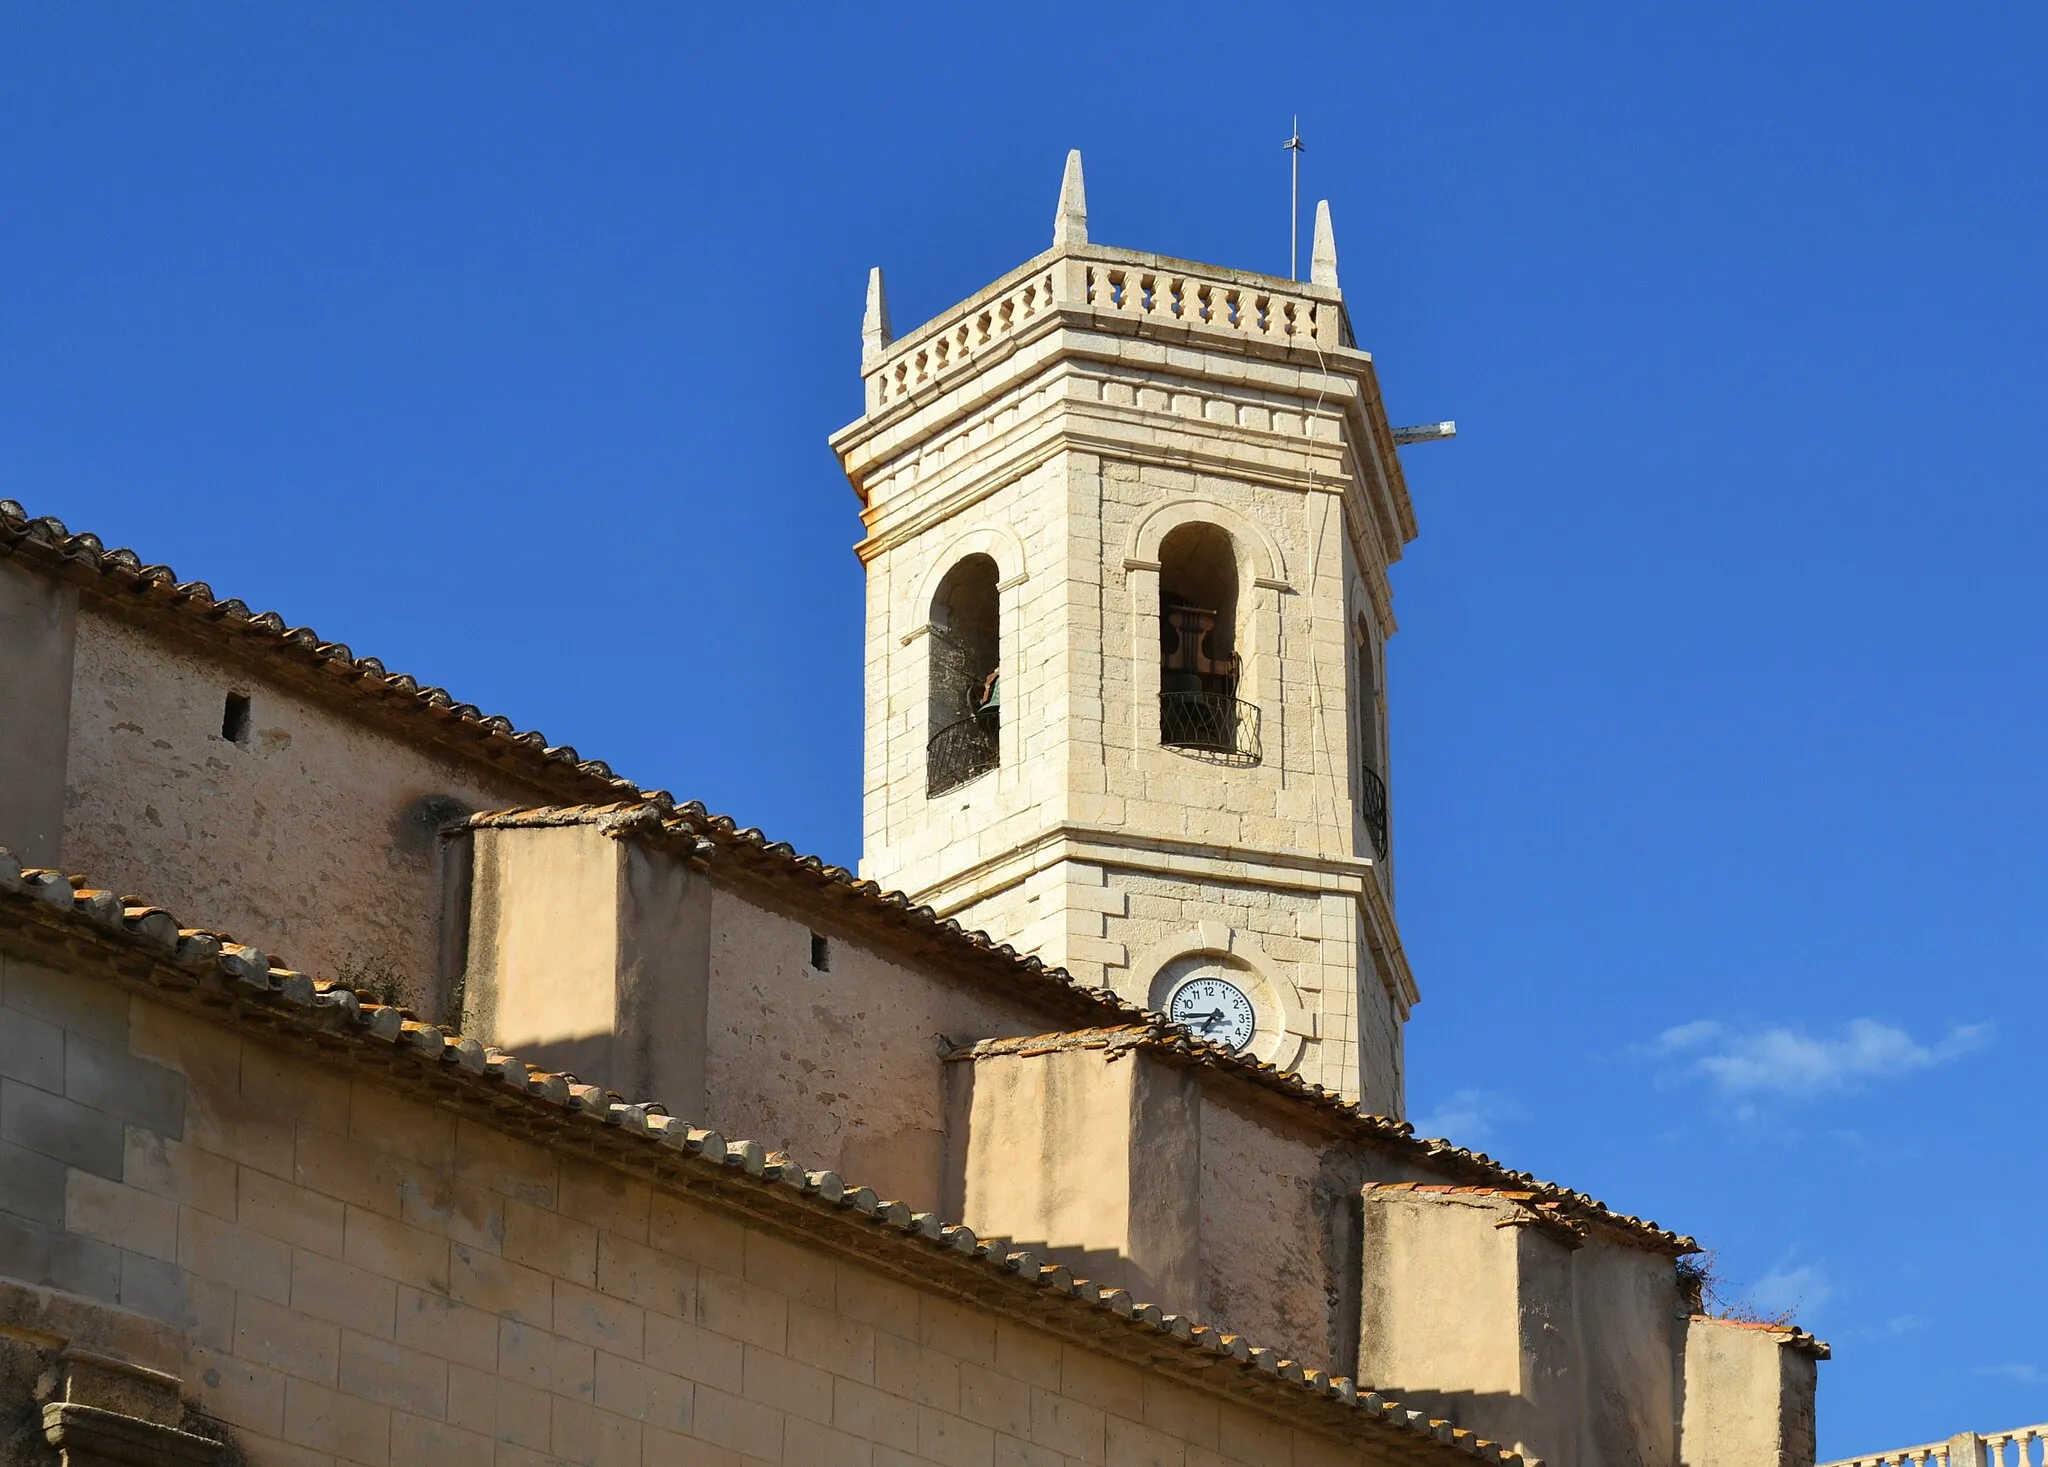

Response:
(831, 241), (1412, 559)
(843, 327), (1410, 607)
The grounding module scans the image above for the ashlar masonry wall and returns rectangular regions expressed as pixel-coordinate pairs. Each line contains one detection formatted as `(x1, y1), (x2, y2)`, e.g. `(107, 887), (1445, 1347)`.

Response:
(702, 881), (1062, 1218)
(2, 940), (1412, 1467)
(53, 605), (560, 1007)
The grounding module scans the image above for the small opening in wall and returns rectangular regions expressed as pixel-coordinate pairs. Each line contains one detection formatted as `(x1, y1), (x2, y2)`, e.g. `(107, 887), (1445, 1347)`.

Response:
(222, 692), (252, 745)
(809, 933), (831, 972)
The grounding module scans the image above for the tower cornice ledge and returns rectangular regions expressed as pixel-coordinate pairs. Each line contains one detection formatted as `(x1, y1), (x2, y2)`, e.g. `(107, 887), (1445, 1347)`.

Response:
(888, 821), (1420, 1014)
(838, 305), (1415, 591)
(829, 243), (1413, 547)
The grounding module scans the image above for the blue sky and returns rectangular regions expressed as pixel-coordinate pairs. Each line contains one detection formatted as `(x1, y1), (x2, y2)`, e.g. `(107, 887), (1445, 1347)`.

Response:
(6, 4), (2043, 1453)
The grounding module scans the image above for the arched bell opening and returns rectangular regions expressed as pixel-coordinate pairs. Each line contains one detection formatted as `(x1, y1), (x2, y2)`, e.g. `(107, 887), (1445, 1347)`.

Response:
(926, 554), (1002, 795)
(1354, 613), (1387, 859)
(1158, 523), (1258, 764)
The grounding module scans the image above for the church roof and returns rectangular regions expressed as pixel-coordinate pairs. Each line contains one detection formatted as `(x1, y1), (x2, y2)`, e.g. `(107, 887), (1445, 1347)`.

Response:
(0, 846), (1534, 1467)
(0, 499), (640, 805)
(1687, 1316), (1832, 1361)
(1363, 1184), (1590, 1251)
(949, 1027), (1698, 1256)
(2, 497), (1695, 1256)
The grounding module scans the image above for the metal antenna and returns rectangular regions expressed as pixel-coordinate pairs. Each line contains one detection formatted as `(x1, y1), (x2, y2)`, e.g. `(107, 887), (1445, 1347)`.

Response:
(1284, 117), (1307, 280)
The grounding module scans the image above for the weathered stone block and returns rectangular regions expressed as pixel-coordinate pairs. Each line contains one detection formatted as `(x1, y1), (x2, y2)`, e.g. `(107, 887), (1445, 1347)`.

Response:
(0, 1008), (63, 1093)
(63, 1034), (187, 1139)
(0, 1136), (67, 1225)
(1, 1077), (124, 1180)
(293, 1248), (398, 1338)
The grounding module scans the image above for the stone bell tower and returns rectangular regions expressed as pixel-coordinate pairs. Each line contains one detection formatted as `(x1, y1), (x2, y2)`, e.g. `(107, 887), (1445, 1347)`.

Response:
(829, 152), (1434, 1113)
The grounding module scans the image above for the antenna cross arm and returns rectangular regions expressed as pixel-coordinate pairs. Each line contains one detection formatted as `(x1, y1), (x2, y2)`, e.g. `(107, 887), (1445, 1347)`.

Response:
(1392, 421), (1458, 446)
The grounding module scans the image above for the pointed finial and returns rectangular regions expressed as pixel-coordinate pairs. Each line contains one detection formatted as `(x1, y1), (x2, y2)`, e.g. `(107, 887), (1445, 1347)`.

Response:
(862, 267), (893, 363)
(1310, 200), (1339, 289)
(1053, 149), (1088, 249)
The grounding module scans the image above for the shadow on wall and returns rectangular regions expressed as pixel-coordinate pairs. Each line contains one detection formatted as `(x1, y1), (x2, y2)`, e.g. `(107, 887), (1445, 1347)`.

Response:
(509, 1032), (618, 1091)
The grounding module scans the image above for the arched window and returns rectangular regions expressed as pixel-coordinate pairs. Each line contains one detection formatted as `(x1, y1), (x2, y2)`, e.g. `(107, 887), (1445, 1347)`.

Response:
(1158, 523), (1257, 762)
(1355, 615), (1388, 858)
(926, 554), (1001, 795)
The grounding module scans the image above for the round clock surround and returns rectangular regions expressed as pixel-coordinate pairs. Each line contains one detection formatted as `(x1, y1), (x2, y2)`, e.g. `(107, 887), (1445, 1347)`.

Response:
(1139, 940), (1307, 1073)
(1165, 972), (1258, 1052)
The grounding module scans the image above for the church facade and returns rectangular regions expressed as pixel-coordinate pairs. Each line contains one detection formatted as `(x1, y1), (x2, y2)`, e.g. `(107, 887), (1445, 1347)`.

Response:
(0, 157), (1821, 1467)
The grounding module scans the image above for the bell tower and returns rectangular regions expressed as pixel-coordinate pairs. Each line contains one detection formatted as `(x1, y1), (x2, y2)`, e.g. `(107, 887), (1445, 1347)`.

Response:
(829, 153), (1434, 1112)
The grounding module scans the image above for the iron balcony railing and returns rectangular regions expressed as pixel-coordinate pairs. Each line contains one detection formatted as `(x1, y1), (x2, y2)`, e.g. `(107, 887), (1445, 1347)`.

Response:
(927, 708), (999, 795)
(1159, 691), (1261, 766)
(1360, 764), (1389, 860)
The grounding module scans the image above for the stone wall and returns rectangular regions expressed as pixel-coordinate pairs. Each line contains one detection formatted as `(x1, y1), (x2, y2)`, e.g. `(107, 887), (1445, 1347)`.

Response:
(54, 608), (554, 1008)
(945, 1042), (1371, 1373)
(1196, 1091), (1337, 1368)
(1679, 1317), (1822, 1467)
(0, 940), (1415, 1467)
(861, 451), (1074, 896)
(701, 882), (1057, 1217)
(0, 558), (76, 869)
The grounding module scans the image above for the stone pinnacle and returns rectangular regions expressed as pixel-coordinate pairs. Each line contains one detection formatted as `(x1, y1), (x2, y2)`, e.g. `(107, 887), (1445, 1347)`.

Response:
(1054, 149), (1088, 249)
(1311, 200), (1339, 290)
(862, 266), (892, 364)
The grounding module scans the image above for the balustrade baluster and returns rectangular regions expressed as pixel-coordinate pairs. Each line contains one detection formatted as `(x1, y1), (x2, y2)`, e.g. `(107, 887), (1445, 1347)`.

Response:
(865, 259), (1353, 410)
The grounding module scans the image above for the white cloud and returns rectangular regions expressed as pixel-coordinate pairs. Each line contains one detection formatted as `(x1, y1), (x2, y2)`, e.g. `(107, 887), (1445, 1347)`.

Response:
(1411, 1088), (1526, 1148)
(1746, 1261), (1833, 1319)
(1978, 1363), (2046, 1385)
(1649, 1019), (1724, 1054)
(1649, 1018), (1990, 1100)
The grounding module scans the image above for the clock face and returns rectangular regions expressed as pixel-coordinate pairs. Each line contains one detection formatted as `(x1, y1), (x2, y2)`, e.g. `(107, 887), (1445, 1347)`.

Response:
(1168, 975), (1256, 1052)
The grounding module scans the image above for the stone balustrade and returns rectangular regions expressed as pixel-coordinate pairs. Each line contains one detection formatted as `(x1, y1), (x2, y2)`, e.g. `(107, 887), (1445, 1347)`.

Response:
(871, 266), (1058, 408)
(1082, 260), (1340, 350)
(867, 248), (1346, 410)
(1822, 1423), (2048, 1467)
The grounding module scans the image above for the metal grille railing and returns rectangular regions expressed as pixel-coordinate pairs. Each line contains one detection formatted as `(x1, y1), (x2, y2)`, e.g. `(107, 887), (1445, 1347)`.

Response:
(927, 709), (998, 796)
(1360, 764), (1389, 860)
(1159, 691), (1261, 766)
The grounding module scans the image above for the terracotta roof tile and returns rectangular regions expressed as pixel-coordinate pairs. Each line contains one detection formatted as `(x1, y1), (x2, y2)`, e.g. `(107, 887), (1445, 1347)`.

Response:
(464, 804), (1146, 1026)
(1689, 1315), (1832, 1359)
(1363, 1182), (1588, 1248)
(2, 501), (1693, 1256)
(0, 501), (641, 800)
(0, 845), (1528, 1467)
(952, 1027), (1698, 1254)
